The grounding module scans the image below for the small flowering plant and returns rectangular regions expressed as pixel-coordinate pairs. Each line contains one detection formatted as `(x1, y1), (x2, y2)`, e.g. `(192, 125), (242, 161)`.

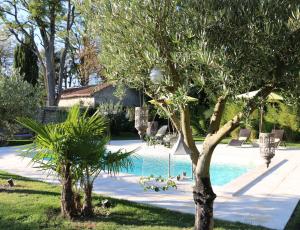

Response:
(139, 175), (177, 192)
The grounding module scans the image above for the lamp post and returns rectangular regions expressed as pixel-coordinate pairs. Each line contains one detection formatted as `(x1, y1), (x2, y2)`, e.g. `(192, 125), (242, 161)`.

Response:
(135, 107), (148, 139)
(259, 133), (276, 167)
(134, 68), (163, 140)
(170, 133), (192, 179)
(150, 68), (163, 83)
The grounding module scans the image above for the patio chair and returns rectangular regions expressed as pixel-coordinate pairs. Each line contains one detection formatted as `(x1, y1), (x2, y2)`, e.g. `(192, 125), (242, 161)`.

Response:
(271, 129), (285, 147)
(228, 128), (251, 146)
(162, 133), (178, 148)
(147, 125), (168, 145)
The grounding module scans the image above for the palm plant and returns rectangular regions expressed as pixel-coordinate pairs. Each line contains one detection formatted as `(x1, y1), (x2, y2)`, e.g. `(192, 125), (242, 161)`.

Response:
(17, 105), (133, 217)
(17, 117), (77, 219)
(65, 106), (133, 216)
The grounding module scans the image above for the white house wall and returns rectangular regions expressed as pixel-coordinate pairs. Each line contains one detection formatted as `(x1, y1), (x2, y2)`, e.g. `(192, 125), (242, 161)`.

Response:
(58, 97), (95, 107)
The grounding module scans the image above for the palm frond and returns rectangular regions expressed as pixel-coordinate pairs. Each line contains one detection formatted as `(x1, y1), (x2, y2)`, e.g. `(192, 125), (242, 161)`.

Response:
(103, 149), (135, 175)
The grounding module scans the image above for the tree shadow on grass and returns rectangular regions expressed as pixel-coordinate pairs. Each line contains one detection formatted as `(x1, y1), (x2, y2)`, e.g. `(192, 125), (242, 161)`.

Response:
(0, 207), (65, 230)
(0, 187), (60, 196)
(0, 171), (60, 196)
(72, 196), (195, 228)
(74, 196), (269, 229)
(0, 219), (39, 230)
(0, 171), (41, 183)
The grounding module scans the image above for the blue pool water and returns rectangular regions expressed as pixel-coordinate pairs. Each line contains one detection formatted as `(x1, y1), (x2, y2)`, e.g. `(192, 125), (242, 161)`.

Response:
(121, 154), (252, 186)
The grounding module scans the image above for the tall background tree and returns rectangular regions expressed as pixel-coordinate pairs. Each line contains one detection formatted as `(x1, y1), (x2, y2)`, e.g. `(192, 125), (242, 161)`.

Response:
(79, 0), (300, 229)
(76, 36), (102, 86)
(0, 0), (75, 105)
(14, 33), (39, 86)
(0, 30), (13, 75)
(68, 14), (103, 87)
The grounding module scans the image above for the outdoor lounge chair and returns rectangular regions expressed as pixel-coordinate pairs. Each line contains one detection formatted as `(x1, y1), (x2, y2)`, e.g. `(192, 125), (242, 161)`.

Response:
(163, 133), (178, 148)
(147, 125), (168, 145)
(153, 125), (168, 140)
(271, 129), (285, 147)
(228, 128), (251, 146)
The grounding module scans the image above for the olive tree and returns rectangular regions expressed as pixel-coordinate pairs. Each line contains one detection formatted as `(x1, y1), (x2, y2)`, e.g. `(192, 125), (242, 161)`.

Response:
(79, 1), (300, 229)
(0, 72), (40, 136)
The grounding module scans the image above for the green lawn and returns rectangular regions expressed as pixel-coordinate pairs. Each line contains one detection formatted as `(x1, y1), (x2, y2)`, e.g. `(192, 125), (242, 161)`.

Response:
(286, 201), (300, 229)
(0, 170), (277, 230)
(193, 136), (300, 147)
(193, 136), (231, 144)
(111, 132), (140, 140)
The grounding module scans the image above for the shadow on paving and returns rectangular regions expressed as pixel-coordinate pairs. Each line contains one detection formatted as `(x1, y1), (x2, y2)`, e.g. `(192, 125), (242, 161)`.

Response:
(215, 194), (300, 230)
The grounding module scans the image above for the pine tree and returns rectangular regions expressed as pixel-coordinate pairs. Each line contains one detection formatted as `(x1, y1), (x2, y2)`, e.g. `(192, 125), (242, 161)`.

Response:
(14, 35), (39, 86)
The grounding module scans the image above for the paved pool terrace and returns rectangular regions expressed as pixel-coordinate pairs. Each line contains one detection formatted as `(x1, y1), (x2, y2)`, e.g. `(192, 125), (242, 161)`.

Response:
(0, 141), (300, 230)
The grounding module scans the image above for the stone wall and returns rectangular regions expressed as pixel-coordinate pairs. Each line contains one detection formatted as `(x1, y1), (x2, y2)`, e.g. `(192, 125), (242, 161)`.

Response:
(38, 106), (69, 124)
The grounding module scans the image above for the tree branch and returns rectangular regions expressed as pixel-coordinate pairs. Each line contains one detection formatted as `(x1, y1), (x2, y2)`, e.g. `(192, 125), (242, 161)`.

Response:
(181, 106), (201, 164)
(210, 84), (275, 147)
(1, 1), (46, 70)
(207, 95), (228, 135)
(58, 1), (75, 96)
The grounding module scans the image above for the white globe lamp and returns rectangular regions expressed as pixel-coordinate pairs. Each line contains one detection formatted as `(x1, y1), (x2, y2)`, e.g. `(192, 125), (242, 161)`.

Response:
(150, 68), (163, 83)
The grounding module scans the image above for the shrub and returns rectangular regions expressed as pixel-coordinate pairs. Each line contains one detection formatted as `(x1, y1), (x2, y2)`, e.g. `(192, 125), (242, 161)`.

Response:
(265, 103), (300, 141)
(220, 101), (300, 141)
(0, 72), (40, 137)
(96, 102), (136, 136)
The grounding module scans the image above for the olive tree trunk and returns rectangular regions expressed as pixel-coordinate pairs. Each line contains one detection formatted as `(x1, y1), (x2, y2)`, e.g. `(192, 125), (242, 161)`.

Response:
(193, 178), (216, 230)
(193, 144), (217, 230)
(180, 106), (218, 230)
(61, 162), (76, 219)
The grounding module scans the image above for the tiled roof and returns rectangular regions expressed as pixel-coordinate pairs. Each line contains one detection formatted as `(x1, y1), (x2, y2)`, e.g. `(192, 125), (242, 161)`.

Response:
(60, 82), (112, 99)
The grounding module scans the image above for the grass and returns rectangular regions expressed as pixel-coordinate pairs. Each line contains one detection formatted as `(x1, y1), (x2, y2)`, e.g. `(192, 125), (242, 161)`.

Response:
(6, 139), (33, 146)
(111, 132), (140, 140)
(0, 139), (33, 148)
(193, 136), (300, 147)
(285, 201), (300, 230)
(0, 170), (275, 230)
(284, 142), (300, 148)
(193, 136), (231, 144)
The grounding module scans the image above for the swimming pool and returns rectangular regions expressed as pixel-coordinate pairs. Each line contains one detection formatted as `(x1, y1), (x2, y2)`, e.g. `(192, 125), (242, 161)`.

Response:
(121, 154), (252, 186)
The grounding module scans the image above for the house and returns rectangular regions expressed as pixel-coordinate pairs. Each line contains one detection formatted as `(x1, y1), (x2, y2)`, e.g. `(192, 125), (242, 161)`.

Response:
(58, 83), (141, 108)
